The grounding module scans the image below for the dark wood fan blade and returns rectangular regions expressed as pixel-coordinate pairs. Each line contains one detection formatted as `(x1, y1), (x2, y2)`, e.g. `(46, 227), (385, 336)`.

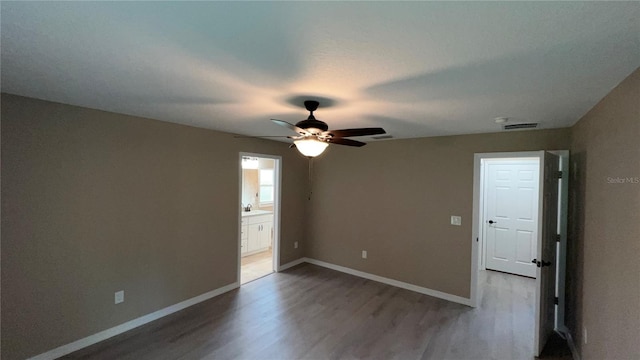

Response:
(271, 119), (310, 135)
(234, 135), (291, 138)
(322, 127), (386, 138)
(326, 137), (367, 147)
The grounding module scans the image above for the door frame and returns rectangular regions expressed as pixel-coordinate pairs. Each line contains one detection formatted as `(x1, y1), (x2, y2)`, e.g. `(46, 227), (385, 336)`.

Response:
(470, 150), (569, 329)
(550, 150), (569, 331)
(471, 151), (541, 306)
(237, 152), (282, 284)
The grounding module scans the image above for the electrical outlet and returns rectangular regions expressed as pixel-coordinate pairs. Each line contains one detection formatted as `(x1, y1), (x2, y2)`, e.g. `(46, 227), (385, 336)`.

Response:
(294, 241), (298, 249)
(451, 216), (462, 226)
(583, 326), (587, 344)
(362, 250), (367, 259)
(115, 290), (124, 304)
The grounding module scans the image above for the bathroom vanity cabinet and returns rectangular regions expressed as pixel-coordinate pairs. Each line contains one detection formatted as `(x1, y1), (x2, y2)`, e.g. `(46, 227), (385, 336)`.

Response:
(241, 211), (273, 256)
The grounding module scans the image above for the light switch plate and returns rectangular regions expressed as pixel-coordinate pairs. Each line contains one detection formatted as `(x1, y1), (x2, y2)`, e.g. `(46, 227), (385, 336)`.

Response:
(362, 250), (367, 259)
(451, 216), (462, 226)
(115, 290), (124, 304)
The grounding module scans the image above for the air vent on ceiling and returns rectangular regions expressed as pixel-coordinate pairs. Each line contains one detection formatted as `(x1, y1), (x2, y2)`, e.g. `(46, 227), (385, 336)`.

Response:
(372, 135), (394, 140)
(503, 123), (538, 130)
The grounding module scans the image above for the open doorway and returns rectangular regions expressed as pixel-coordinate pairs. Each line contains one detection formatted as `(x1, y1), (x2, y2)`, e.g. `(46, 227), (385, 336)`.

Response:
(475, 155), (542, 357)
(238, 154), (281, 284)
(471, 150), (569, 357)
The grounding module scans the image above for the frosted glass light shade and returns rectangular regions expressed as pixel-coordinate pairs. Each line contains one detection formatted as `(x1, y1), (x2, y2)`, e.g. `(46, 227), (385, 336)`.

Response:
(294, 139), (329, 157)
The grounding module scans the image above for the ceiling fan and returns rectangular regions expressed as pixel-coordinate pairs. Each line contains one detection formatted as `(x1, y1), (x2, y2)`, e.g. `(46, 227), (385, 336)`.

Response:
(271, 100), (386, 157)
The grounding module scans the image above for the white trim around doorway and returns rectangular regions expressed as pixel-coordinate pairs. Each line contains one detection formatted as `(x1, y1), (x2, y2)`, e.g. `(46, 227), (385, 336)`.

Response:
(238, 152), (282, 284)
(471, 151), (543, 307)
(470, 150), (569, 330)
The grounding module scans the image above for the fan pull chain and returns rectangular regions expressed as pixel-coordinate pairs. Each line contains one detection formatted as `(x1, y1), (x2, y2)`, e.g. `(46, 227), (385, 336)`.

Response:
(308, 157), (313, 200)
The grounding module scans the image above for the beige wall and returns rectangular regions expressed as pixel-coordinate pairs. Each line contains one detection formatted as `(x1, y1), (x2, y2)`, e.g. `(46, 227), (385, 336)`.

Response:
(0, 94), (309, 359)
(568, 68), (640, 359)
(308, 128), (571, 298)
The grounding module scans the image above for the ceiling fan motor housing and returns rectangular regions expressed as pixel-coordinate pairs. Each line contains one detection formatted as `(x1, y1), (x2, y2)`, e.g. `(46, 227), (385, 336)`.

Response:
(295, 119), (329, 133)
(270, 99), (384, 151)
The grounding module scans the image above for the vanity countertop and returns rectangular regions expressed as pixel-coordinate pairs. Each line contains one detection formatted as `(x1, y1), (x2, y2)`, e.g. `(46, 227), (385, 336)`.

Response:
(241, 209), (273, 217)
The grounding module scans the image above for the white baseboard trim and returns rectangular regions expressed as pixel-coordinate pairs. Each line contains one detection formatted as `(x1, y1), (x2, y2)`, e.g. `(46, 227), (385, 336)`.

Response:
(28, 282), (239, 360)
(558, 325), (581, 360)
(304, 258), (473, 307)
(278, 257), (306, 272)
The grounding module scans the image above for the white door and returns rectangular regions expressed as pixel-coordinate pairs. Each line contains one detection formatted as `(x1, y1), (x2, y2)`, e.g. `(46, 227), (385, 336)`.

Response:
(484, 159), (540, 277)
(534, 151), (560, 356)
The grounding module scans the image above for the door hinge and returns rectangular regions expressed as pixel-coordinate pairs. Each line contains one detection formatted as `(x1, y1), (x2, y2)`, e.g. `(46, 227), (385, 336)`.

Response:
(554, 297), (559, 305)
(555, 171), (563, 179)
(555, 234), (561, 242)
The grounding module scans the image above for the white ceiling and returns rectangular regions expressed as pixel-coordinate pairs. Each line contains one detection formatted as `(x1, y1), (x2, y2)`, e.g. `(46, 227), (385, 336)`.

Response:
(2, 2), (639, 140)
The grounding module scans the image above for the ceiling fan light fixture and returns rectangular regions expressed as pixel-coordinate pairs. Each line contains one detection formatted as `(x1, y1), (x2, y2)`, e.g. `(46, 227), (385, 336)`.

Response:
(293, 138), (328, 157)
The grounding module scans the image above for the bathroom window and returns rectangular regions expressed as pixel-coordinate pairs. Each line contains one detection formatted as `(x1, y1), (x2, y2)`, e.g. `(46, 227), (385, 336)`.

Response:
(259, 169), (274, 205)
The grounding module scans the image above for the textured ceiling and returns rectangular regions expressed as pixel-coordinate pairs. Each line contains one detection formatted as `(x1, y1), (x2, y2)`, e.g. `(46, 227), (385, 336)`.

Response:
(2, 2), (639, 140)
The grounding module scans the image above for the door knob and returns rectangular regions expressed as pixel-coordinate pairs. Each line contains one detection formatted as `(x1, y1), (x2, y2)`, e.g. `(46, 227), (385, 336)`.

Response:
(488, 220), (497, 224)
(531, 259), (552, 268)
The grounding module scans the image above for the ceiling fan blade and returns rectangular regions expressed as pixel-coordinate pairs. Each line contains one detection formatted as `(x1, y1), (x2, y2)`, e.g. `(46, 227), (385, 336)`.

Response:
(271, 119), (310, 135)
(234, 135), (292, 138)
(322, 127), (386, 138)
(326, 138), (367, 147)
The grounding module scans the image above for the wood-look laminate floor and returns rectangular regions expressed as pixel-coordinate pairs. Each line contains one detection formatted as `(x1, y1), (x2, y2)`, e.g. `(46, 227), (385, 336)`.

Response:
(63, 264), (570, 360)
